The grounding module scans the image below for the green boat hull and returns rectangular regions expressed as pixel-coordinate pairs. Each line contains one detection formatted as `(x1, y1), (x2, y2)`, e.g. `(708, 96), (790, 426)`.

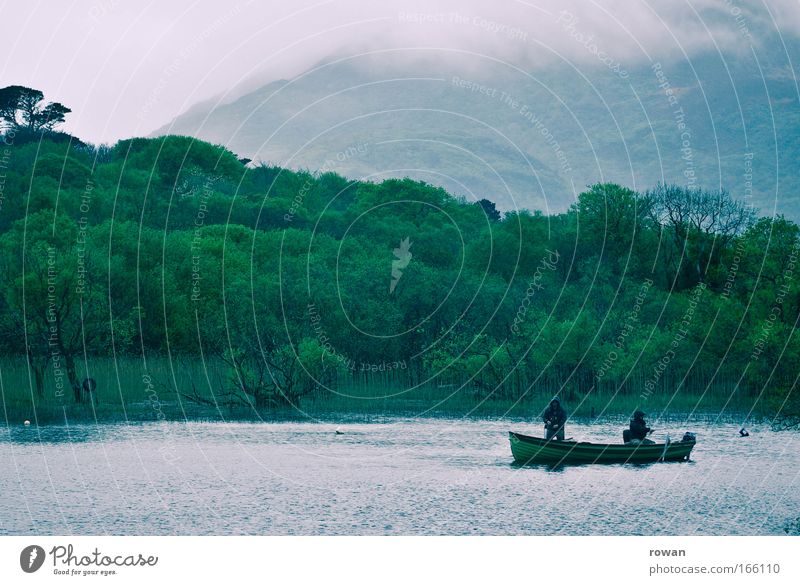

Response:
(509, 431), (695, 465)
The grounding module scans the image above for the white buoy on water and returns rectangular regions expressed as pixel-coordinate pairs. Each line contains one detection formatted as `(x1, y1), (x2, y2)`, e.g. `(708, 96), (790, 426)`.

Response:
(23, 420), (30, 426)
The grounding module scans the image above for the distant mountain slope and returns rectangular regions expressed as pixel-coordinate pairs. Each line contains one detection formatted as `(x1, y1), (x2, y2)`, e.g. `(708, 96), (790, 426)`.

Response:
(154, 49), (800, 217)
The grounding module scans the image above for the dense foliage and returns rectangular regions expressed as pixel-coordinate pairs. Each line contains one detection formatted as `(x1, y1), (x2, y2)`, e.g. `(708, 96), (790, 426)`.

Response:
(0, 130), (798, 417)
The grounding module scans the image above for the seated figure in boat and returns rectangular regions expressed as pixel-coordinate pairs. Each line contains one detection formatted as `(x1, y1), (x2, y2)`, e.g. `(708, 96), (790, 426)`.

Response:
(626, 410), (654, 444)
(542, 397), (567, 441)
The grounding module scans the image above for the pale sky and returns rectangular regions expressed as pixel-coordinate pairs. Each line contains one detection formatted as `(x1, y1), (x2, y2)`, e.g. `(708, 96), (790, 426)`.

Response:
(1, 0), (798, 144)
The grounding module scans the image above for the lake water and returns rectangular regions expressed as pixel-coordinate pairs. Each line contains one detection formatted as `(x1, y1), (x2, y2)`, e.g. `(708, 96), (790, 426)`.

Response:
(1, 417), (797, 535)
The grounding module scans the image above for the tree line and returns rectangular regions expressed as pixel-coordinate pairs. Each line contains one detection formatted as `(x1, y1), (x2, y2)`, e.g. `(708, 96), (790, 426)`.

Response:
(0, 87), (798, 423)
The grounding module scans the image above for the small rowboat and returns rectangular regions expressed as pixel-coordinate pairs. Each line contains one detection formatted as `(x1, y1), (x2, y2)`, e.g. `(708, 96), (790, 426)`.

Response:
(509, 431), (696, 465)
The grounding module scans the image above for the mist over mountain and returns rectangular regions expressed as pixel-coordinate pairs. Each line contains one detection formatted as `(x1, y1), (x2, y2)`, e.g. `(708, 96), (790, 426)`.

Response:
(155, 43), (800, 217)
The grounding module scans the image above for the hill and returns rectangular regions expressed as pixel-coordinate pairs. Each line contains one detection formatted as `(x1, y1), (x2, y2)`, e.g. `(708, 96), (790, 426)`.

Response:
(1, 134), (798, 423)
(154, 49), (800, 217)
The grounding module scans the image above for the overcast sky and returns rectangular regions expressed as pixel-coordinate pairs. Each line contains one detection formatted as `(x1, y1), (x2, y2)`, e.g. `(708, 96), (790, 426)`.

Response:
(1, 0), (798, 144)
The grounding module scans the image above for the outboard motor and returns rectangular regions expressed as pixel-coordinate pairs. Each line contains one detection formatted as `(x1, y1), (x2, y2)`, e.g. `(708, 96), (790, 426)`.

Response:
(681, 432), (696, 443)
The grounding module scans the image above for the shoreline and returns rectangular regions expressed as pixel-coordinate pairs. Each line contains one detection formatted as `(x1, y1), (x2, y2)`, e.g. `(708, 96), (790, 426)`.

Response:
(2, 401), (770, 427)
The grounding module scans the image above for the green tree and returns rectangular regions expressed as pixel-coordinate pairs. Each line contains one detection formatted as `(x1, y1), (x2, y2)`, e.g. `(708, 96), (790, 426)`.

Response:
(0, 212), (107, 400)
(0, 85), (71, 132)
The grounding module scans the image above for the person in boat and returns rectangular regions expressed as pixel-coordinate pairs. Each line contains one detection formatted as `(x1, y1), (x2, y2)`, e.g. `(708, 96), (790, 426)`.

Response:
(629, 410), (654, 444)
(542, 397), (567, 441)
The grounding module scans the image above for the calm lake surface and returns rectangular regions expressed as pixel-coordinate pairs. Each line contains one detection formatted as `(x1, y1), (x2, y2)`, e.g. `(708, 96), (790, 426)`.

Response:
(1, 417), (797, 535)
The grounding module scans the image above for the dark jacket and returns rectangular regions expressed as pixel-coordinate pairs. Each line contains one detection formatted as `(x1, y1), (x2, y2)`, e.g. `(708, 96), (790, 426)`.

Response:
(629, 417), (651, 440)
(543, 402), (567, 429)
